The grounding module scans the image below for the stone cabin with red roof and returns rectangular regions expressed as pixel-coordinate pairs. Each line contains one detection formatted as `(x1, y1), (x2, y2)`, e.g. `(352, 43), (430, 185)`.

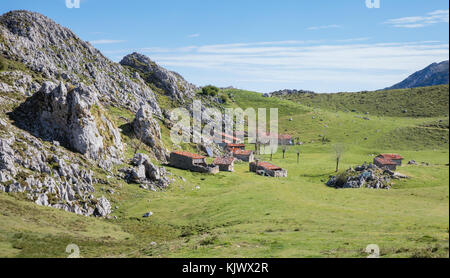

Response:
(249, 161), (287, 177)
(215, 132), (243, 147)
(213, 157), (236, 172)
(373, 154), (404, 171)
(170, 151), (219, 174)
(258, 133), (293, 146)
(278, 134), (294, 145)
(231, 149), (255, 163)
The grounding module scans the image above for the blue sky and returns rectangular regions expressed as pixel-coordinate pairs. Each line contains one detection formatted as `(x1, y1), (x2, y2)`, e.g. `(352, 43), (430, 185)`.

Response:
(1, 0), (449, 93)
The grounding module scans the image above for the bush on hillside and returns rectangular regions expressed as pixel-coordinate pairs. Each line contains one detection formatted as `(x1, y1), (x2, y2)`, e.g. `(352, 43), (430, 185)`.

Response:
(219, 94), (230, 103)
(201, 85), (220, 97)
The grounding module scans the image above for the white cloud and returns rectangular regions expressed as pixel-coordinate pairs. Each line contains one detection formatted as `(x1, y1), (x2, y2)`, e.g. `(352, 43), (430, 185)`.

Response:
(89, 39), (126, 45)
(132, 40), (448, 92)
(385, 9), (449, 28)
(188, 33), (200, 38)
(307, 24), (341, 30)
(336, 37), (371, 43)
(100, 39), (448, 92)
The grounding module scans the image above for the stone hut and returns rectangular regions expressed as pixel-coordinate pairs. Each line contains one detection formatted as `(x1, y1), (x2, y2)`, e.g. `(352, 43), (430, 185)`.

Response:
(213, 157), (236, 172)
(257, 133), (293, 145)
(376, 154), (404, 166)
(215, 132), (242, 147)
(250, 161), (287, 177)
(278, 134), (293, 145)
(231, 149), (254, 162)
(170, 151), (219, 174)
(373, 154), (404, 171)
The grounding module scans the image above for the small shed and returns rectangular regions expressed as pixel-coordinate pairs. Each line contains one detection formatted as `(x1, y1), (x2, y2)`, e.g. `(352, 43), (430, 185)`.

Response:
(278, 134), (293, 145)
(231, 149), (254, 162)
(170, 151), (219, 174)
(249, 161), (287, 177)
(376, 154), (404, 166)
(373, 157), (398, 171)
(213, 157), (236, 172)
(215, 132), (243, 147)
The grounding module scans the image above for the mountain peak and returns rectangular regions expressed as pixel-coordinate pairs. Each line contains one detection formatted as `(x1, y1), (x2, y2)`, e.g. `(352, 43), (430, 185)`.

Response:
(384, 60), (449, 90)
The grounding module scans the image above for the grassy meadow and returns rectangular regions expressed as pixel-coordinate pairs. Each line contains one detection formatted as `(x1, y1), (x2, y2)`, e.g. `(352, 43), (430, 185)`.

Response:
(0, 87), (448, 258)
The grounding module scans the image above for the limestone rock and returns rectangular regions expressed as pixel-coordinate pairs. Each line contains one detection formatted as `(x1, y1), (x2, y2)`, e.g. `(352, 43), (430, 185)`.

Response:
(94, 196), (111, 217)
(0, 10), (162, 115)
(12, 81), (123, 162)
(125, 153), (170, 188)
(120, 52), (196, 102)
(132, 104), (168, 161)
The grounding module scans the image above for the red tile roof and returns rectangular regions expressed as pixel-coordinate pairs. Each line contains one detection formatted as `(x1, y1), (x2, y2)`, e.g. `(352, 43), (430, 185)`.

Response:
(258, 133), (292, 140)
(374, 157), (397, 165)
(226, 143), (245, 148)
(278, 134), (293, 140)
(256, 162), (283, 171)
(215, 132), (242, 143)
(172, 151), (206, 159)
(232, 149), (253, 155)
(213, 157), (235, 165)
(378, 154), (404, 160)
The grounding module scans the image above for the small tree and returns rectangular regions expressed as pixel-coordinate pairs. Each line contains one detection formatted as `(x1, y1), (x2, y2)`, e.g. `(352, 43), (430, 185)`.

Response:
(333, 144), (345, 172)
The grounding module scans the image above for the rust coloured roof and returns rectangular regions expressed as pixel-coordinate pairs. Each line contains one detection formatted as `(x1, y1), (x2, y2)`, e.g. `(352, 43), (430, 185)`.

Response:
(256, 162), (283, 171)
(214, 157), (235, 165)
(278, 134), (293, 140)
(374, 157), (397, 165)
(226, 143), (245, 148)
(378, 154), (404, 160)
(215, 132), (241, 143)
(172, 151), (206, 159)
(232, 149), (253, 155)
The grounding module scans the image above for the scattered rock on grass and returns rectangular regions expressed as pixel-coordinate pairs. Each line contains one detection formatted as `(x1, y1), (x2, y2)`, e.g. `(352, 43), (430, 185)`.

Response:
(326, 163), (406, 190)
(143, 212), (153, 218)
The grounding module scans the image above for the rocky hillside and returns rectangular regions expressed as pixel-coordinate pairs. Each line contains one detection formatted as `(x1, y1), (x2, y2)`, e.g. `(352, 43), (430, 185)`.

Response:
(267, 89), (315, 98)
(0, 10), (203, 217)
(120, 52), (197, 103)
(385, 60), (449, 90)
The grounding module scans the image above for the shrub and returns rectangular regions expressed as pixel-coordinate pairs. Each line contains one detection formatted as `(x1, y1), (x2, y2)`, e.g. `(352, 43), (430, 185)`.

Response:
(201, 85), (220, 97)
(219, 94), (230, 103)
(335, 172), (350, 186)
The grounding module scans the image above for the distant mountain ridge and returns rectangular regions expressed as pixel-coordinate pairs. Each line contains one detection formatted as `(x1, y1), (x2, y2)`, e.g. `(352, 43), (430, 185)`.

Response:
(384, 60), (449, 90)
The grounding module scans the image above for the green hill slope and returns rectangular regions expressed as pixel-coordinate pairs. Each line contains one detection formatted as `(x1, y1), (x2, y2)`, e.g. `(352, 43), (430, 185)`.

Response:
(271, 85), (449, 118)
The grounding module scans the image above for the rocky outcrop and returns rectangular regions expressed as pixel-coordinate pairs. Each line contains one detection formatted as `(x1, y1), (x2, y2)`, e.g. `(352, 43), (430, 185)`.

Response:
(326, 163), (408, 190)
(269, 89), (316, 97)
(132, 103), (168, 161)
(94, 197), (111, 217)
(0, 71), (40, 96)
(11, 81), (123, 165)
(0, 10), (161, 115)
(0, 127), (110, 217)
(120, 52), (196, 103)
(120, 153), (172, 189)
